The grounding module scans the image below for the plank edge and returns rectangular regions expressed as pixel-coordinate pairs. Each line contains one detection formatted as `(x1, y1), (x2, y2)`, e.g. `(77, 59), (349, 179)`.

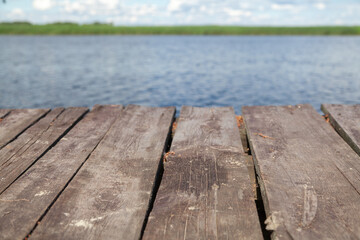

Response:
(321, 104), (360, 157)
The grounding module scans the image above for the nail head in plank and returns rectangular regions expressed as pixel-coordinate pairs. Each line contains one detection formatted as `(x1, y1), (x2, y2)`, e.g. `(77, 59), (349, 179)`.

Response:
(30, 105), (175, 240)
(0, 105), (122, 240)
(0, 108), (50, 148)
(0, 107), (88, 194)
(322, 104), (360, 157)
(243, 104), (360, 239)
(143, 106), (263, 240)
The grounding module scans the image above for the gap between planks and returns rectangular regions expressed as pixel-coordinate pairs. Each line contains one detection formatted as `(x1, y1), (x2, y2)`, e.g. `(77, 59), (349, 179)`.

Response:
(0, 109), (50, 150)
(321, 104), (360, 157)
(29, 105), (175, 240)
(243, 104), (360, 240)
(143, 107), (263, 240)
(0, 106), (271, 240)
(0, 107), (88, 195)
(0, 105), (123, 240)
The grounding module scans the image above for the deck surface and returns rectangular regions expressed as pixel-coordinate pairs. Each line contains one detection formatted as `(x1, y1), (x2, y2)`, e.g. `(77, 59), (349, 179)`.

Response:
(322, 104), (360, 157)
(143, 107), (262, 240)
(0, 104), (359, 240)
(243, 104), (360, 239)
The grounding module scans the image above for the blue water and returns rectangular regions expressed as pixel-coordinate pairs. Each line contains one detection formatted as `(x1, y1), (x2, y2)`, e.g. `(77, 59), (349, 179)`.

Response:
(1, 36), (360, 114)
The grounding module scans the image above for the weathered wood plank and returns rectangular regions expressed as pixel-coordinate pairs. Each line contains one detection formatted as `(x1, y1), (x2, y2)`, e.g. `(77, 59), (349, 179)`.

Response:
(0, 107), (88, 194)
(0, 108), (65, 168)
(30, 105), (175, 240)
(0, 109), (11, 119)
(143, 107), (263, 240)
(322, 104), (360, 157)
(0, 105), (122, 240)
(243, 104), (360, 240)
(0, 109), (50, 148)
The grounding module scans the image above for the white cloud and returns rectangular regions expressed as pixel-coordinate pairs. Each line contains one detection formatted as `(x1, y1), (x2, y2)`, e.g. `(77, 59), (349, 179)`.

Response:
(6, 8), (26, 21)
(224, 8), (251, 17)
(167, 0), (198, 12)
(131, 5), (157, 16)
(63, 1), (84, 13)
(314, 3), (326, 10)
(335, 19), (343, 25)
(2, 8), (26, 22)
(1, 0), (359, 26)
(271, 4), (296, 11)
(62, 0), (120, 13)
(33, 0), (54, 11)
(10, 8), (25, 17)
(98, 0), (119, 9)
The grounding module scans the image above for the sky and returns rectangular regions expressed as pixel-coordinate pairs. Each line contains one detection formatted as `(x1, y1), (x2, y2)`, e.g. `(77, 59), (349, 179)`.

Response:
(0, 0), (360, 26)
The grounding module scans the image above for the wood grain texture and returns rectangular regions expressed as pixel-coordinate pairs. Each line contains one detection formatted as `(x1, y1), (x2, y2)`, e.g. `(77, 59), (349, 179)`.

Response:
(322, 104), (360, 157)
(0, 108), (65, 169)
(0, 109), (11, 118)
(0, 108), (50, 148)
(243, 104), (360, 240)
(0, 105), (122, 240)
(30, 105), (175, 240)
(0, 107), (88, 194)
(143, 106), (263, 240)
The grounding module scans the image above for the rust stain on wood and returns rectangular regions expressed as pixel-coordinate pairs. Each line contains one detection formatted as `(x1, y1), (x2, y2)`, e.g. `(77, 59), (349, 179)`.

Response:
(322, 114), (330, 123)
(163, 151), (175, 162)
(236, 115), (243, 127)
(255, 132), (275, 140)
(172, 121), (177, 132)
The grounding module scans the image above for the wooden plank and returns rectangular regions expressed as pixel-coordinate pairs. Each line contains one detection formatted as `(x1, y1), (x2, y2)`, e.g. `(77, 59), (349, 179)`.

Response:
(0, 105), (122, 240)
(0, 109), (11, 119)
(143, 107), (263, 240)
(0, 109), (50, 148)
(244, 155), (258, 200)
(0, 108), (65, 168)
(322, 104), (360, 156)
(30, 105), (175, 240)
(0, 107), (88, 194)
(243, 104), (360, 240)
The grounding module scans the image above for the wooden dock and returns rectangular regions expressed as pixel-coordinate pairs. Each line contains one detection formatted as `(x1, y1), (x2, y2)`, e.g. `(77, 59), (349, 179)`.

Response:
(0, 104), (359, 240)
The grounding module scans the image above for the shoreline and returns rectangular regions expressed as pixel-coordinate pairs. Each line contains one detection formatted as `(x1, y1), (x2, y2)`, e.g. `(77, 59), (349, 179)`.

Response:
(1, 24), (360, 35)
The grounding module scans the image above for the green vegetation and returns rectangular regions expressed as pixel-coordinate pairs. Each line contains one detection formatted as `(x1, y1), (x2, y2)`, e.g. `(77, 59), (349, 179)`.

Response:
(1, 22), (360, 35)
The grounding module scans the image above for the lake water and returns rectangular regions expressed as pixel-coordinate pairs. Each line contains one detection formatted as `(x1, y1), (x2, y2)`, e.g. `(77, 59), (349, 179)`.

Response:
(1, 36), (359, 114)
